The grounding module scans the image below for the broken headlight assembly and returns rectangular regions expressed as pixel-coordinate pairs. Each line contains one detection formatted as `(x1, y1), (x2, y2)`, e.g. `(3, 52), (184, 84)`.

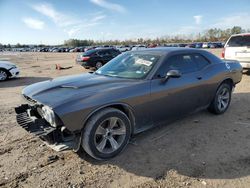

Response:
(41, 105), (57, 127)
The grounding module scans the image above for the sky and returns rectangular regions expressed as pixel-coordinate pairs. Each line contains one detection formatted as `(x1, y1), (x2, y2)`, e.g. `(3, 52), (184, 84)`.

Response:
(0, 0), (250, 45)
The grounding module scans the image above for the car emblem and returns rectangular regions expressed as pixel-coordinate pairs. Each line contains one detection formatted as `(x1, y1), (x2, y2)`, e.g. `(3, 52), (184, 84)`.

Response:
(225, 63), (230, 69)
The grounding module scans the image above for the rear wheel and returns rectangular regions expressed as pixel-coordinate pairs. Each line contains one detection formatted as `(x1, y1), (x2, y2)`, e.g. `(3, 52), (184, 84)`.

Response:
(0, 69), (9, 81)
(95, 62), (103, 69)
(208, 83), (232, 114)
(81, 108), (131, 160)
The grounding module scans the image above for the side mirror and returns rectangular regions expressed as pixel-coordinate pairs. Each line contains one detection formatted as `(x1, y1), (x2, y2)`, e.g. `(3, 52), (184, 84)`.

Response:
(166, 69), (181, 78)
(162, 70), (181, 82)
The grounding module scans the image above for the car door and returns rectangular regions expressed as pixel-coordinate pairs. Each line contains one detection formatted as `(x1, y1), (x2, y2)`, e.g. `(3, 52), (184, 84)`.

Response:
(150, 53), (204, 125)
(192, 53), (214, 107)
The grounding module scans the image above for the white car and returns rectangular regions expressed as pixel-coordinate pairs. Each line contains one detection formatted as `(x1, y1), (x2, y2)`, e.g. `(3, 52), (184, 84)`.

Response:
(131, 45), (146, 51)
(117, 45), (131, 52)
(0, 61), (20, 81)
(223, 33), (250, 69)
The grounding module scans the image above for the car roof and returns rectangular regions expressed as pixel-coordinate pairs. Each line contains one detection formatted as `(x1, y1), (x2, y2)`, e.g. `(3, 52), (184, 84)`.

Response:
(231, 33), (250, 37)
(134, 47), (206, 55)
(95, 47), (116, 50)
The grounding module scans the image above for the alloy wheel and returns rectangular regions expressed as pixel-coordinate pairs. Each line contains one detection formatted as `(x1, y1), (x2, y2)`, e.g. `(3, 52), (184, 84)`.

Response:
(96, 62), (103, 69)
(217, 87), (230, 111)
(0, 70), (7, 81)
(94, 117), (126, 154)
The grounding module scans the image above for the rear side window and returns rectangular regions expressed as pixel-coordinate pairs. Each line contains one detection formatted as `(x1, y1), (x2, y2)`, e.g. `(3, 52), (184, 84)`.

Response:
(159, 54), (198, 75)
(83, 49), (96, 56)
(193, 54), (210, 70)
(227, 35), (250, 47)
(110, 49), (120, 56)
(97, 50), (111, 56)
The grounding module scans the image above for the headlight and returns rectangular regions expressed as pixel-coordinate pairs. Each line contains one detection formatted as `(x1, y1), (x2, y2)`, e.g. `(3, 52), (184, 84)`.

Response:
(42, 106), (56, 127)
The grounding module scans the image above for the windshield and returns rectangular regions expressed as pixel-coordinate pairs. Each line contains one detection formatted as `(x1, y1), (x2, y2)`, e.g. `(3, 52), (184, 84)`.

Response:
(96, 52), (161, 79)
(227, 35), (250, 47)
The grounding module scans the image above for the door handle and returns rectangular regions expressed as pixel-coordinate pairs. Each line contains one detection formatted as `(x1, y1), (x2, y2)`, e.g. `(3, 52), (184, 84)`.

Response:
(197, 76), (202, 80)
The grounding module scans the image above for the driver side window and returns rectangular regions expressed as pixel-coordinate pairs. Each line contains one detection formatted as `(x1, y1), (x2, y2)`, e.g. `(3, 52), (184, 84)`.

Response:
(157, 54), (198, 77)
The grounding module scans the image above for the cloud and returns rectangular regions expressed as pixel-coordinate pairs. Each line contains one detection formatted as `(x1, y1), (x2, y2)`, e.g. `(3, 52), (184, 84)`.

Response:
(193, 15), (202, 25)
(31, 3), (77, 27)
(213, 13), (250, 29)
(90, 0), (126, 13)
(22, 17), (45, 30)
(91, 15), (106, 22)
(30, 2), (106, 36)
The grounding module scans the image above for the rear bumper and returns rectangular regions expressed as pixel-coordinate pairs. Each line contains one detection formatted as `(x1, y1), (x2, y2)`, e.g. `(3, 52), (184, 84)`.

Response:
(76, 60), (94, 68)
(15, 104), (80, 151)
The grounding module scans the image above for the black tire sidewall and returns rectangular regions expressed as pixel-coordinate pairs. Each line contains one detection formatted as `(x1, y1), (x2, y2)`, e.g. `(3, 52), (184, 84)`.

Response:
(83, 109), (131, 160)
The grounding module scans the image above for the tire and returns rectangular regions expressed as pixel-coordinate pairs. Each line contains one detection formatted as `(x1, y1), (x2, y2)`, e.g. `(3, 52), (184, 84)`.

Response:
(95, 62), (103, 69)
(82, 108), (131, 160)
(208, 83), (232, 114)
(0, 69), (9, 81)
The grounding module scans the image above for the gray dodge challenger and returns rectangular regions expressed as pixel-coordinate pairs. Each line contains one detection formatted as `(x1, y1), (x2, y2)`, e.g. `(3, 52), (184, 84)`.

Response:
(15, 48), (242, 160)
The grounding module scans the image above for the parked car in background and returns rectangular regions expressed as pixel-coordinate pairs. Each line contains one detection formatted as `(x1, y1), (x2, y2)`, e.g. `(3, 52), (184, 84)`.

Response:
(195, 43), (203, 48)
(15, 48), (242, 160)
(0, 61), (20, 81)
(223, 33), (250, 69)
(84, 46), (96, 52)
(131, 45), (146, 51)
(117, 45), (131, 52)
(148, 44), (157, 48)
(76, 48), (121, 69)
(185, 43), (196, 48)
(52, 48), (60, 52)
(202, 42), (211, 48)
(177, 43), (187, 47)
(213, 42), (223, 48)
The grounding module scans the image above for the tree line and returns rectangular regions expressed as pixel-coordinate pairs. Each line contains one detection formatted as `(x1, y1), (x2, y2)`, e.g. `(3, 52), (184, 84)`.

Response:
(63, 26), (249, 47)
(1, 26), (249, 49)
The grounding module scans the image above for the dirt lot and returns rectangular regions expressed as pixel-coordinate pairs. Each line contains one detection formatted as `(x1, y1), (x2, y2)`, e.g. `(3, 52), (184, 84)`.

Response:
(0, 49), (250, 188)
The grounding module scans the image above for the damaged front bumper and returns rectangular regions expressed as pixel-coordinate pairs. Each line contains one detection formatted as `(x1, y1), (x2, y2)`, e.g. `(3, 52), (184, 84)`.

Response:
(15, 104), (80, 151)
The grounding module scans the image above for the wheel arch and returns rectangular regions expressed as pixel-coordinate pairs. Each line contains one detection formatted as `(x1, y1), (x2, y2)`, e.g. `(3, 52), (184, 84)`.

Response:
(82, 103), (136, 134)
(219, 78), (234, 89)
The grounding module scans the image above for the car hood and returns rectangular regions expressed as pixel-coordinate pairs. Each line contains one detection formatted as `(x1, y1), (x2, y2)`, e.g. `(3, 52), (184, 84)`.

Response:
(22, 73), (136, 108)
(0, 60), (16, 67)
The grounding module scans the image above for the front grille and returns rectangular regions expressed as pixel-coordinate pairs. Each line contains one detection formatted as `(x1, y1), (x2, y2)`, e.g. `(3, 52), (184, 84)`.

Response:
(16, 111), (56, 137)
(15, 104), (78, 151)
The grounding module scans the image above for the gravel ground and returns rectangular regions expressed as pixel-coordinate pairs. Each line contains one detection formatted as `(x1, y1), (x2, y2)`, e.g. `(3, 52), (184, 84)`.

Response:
(0, 49), (250, 188)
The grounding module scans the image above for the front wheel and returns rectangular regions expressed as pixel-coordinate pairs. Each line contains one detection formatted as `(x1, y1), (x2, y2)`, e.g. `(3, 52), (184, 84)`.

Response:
(208, 83), (232, 114)
(0, 69), (9, 81)
(81, 108), (131, 160)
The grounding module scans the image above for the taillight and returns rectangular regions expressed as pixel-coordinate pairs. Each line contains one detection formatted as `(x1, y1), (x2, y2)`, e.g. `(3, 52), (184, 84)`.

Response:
(221, 48), (225, 58)
(82, 56), (90, 61)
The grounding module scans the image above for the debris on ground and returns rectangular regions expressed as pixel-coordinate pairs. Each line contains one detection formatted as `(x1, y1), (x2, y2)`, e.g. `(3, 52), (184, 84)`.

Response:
(56, 64), (73, 70)
(47, 155), (59, 164)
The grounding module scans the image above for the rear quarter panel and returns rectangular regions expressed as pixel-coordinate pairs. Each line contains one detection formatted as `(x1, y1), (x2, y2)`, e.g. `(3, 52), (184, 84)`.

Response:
(206, 60), (242, 101)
